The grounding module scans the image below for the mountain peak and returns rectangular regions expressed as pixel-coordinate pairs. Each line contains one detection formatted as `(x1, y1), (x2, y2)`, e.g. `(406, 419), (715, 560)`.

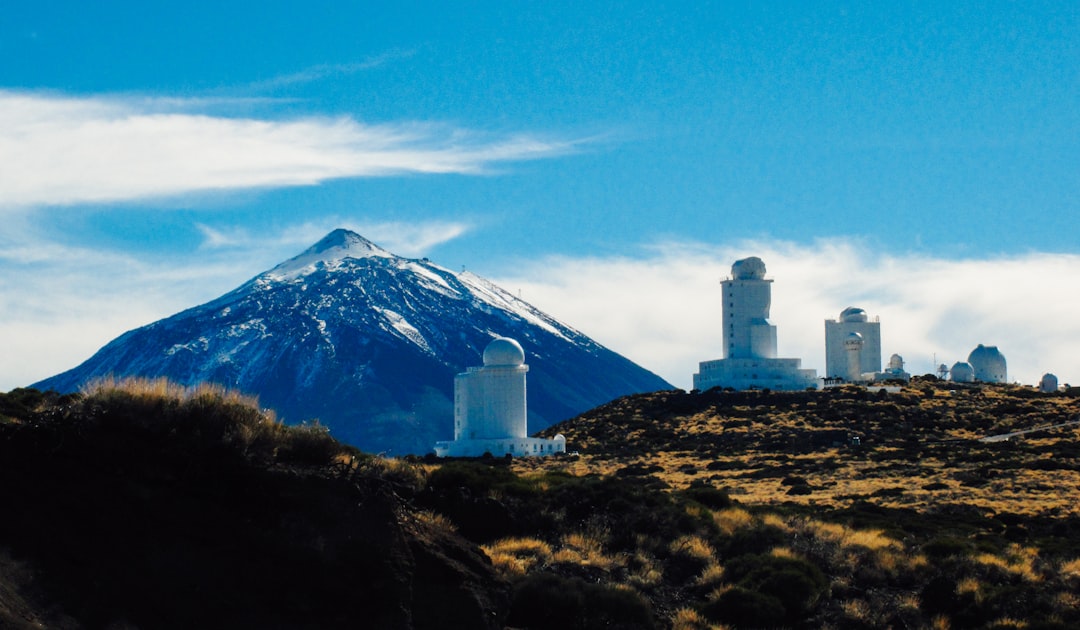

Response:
(306, 229), (390, 259)
(265, 229), (393, 281)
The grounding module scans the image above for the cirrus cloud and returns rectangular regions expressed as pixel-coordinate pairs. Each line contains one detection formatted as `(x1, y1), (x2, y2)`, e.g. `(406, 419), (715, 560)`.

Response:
(0, 90), (579, 209)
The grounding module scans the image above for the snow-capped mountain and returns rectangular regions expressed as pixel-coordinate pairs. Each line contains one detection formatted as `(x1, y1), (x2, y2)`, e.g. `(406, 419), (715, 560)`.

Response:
(35, 229), (672, 454)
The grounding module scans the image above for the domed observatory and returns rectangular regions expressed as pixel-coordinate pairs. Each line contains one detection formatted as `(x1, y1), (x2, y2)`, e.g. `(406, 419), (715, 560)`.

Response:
(950, 361), (975, 383)
(968, 345), (1007, 383)
(824, 307), (882, 381)
(1040, 373), (1059, 393)
(434, 337), (566, 457)
(693, 257), (818, 391)
(874, 354), (911, 382)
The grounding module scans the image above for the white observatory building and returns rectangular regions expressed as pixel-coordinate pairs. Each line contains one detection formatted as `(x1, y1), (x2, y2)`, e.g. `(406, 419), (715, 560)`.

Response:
(950, 361), (975, 383)
(824, 307), (882, 381)
(693, 257), (818, 391)
(434, 337), (566, 458)
(968, 344), (1007, 383)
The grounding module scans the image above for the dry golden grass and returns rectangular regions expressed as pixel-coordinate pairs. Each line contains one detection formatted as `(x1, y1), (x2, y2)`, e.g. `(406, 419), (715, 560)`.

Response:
(668, 534), (715, 562)
(973, 545), (1043, 582)
(552, 531), (621, 571)
(481, 537), (553, 577)
(82, 376), (264, 411)
(840, 599), (873, 624)
(524, 383), (1080, 519)
(414, 510), (457, 533)
(956, 576), (983, 603)
(694, 562), (725, 588)
(670, 607), (729, 630)
(1060, 557), (1080, 580)
(711, 507), (754, 535)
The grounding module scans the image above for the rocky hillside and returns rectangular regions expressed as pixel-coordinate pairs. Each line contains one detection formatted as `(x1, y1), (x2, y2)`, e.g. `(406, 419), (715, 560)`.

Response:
(5, 379), (1080, 629)
(0, 382), (505, 630)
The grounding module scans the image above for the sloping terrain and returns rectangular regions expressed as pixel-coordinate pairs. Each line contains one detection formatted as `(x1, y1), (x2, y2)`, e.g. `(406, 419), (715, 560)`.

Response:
(524, 379), (1080, 518)
(33, 230), (671, 455)
(5, 379), (1080, 629)
(0, 383), (506, 630)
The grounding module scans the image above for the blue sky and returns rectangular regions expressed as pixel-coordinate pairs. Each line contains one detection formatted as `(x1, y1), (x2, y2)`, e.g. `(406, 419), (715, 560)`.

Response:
(2, 2), (1079, 390)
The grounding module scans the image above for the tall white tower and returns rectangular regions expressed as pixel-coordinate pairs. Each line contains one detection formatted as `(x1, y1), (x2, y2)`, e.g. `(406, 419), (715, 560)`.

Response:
(722, 257), (777, 359)
(824, 307), (882, 380)
(693, 257), (818, 391)
(454, 337), (528, 440)
(844, 332), (864, 382)
(435, 337), (566, 457)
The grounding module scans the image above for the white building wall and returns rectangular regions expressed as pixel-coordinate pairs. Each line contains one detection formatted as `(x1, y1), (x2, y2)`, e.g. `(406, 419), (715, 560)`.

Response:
(694, 257), (819, 392)
(722, 278), (777, 359)
(824, 319), (882, 379)
(437, 337), (563, 458)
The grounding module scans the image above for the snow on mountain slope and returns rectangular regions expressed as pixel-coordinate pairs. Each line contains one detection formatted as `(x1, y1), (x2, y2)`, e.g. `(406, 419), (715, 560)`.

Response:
(34, 229), (673, 454)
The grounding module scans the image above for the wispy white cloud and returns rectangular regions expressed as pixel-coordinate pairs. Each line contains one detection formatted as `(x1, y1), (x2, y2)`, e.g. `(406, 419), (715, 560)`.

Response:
(241, 50), (417, 92)
(492, 240), (1080, 390)
(0, 90), (578, 209)
(196, 219), (470, 258)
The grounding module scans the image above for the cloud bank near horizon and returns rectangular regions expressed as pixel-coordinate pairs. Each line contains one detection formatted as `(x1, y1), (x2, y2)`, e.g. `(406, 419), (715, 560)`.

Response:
(494, 240), (1080, 390)
(3, 232), (1076, 393)
(0, 90), (576, 209)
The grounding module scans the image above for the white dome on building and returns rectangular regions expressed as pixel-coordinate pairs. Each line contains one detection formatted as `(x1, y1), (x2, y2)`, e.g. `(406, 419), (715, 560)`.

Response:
(731, 257), (766, 280)
(967, 344), (1007, 383)
(1039, 373), (1059, 393)
(888, 354), (904, 370)
(951, 361), (975, 383)
(483, 337), (526, 366)
(843, 332), (864, 348)
(839, 307), (868, 323)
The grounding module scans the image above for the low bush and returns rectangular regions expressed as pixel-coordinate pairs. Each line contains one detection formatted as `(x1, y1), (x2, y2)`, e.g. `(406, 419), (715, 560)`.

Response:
(506, 573), (655, 630)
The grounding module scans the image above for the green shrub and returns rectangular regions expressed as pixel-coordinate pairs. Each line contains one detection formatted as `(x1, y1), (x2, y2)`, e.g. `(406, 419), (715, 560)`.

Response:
(721, 554), (829, 624)
(701, 586), (785, 628)
(506, 573), (655, 630)
(680, 485), (733, 510)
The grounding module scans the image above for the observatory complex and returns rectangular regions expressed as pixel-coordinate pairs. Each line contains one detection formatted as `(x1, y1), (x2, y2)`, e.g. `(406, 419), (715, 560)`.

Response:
(824, 307), (882, 381)
(434, 337), (566, 458)
(947, 345), (1008, 384)
(693, 257), (818, 391)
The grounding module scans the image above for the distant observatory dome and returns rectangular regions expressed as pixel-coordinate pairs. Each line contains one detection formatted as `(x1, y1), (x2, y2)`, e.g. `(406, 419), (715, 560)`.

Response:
(844, 332), (864, 346)
(731, 257), (767, 280)
(888, 354), (905, 370)
(951, 361), (975, 383)
(839, 307), (869, 323)
(967, 344), (1007, 383)
(1040, 373), (1059, 394)
(483, 337), (526, 367)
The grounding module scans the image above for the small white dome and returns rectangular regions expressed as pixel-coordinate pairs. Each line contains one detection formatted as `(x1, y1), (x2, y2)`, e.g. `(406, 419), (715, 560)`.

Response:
(483, 337), (526, 366)
(840, 307), (868, 323)
(844, 332), (864, 347)
(731, 257), (766, 280)
(889, 354), (904, 370)
(951, 361), (975, 383)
